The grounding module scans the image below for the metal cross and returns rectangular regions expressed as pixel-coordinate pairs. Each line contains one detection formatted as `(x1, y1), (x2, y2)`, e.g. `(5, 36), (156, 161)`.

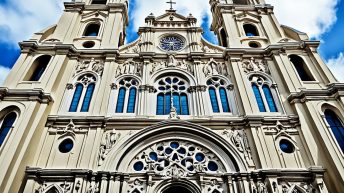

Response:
(166, 0), (176, 10)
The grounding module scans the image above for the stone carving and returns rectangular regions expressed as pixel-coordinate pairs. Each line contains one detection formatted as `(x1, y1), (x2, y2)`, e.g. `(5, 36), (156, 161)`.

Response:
(131, 140), (224, 176)
(280, 182), (314, 193)
(242, 57), (269, 74)
(98, 130), (121, 166)
(75, 58), (104, 76)
(222, 129), (253, 165)
(86, 181), (99, 193)
(36, 182), (72, 193)
(167, 54), (178, 67)
(203, 58), (228, 77)
(151, 58), (193, 75)
(116, 59), (142, 77)
(256, 181), (268, 193)
(207, 179), (224, 193)
(79, 74), (97, 86)
(128, 179), (145, 193)
(62, 119), (78, 133)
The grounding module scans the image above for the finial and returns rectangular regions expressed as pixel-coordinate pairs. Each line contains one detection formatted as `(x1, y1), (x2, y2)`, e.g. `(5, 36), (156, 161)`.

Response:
(166, 0), (176, 10)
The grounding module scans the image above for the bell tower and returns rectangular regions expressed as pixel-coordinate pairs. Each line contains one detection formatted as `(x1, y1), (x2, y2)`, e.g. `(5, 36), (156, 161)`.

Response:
(209, 0), (288, 48)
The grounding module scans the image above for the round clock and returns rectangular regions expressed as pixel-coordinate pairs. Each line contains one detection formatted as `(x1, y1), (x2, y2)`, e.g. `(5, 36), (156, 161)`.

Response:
(159, 35), (185, 52)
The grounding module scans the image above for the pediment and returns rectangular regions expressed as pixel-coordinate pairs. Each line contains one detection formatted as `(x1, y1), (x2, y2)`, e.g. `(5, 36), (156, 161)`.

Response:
(155, 11), (188, 22)
(81, 10), (108, 21)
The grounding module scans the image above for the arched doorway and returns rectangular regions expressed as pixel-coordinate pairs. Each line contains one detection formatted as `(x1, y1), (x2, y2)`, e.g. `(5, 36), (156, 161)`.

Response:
(163, 185), (192, 193)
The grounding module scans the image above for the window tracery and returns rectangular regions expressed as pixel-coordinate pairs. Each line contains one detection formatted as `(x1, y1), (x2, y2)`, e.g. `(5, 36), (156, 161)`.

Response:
(115, 77), (139, 114)
(207, 77), (231, 113)
(156, 76), (189, 115)
(249, 75), (280, 113)
(69, 74), (96, 112)
(130, 140), (224, 177)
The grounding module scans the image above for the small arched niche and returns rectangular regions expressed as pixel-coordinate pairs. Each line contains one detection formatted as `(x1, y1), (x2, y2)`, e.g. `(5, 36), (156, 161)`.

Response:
(84, 23), (100, 37)
(25, 55), (52, 81)
(243, 24), (259, 37)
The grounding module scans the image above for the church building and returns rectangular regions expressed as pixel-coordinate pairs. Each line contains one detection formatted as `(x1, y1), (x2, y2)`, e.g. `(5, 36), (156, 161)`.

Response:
(0, 0), (344, 192)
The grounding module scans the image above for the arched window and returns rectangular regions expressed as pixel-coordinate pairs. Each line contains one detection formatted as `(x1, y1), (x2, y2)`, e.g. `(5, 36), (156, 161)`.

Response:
(219, 28), (228, 47)
(156, 76), (189, 115)
(0, 112), (17, 147)
(26, 55), (52, 81)
(289, 55), (315, 81)
(250, 75), (280, 112)
(324, 109), (344, 152)
(84, 23), (100, 37)
(207, 77), (231, 113)
(91, 0), (107, 4)
(233, 0), (249, 5)
(69, 74), (96, 112)
(115, 77), (139, 114)
(243, 24), (259, 37)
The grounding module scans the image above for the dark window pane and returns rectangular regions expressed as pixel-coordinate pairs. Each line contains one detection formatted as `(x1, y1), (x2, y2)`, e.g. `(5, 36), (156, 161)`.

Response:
(173, 93), (181, 115)
(84, 24), (100, 36)
(116, 88), (126, 113)
(219, 88), (230, 112)
(29, 55), (51, 81)
(252, 84), (266, 112)
(81, 84), (95, 112)
(180, 94), (189, 115)
(262, 85), (277, 112)
(209, 88), (220, 113)
(69, 84), (84, 112)
(127, 88), (137, 113)
(157, 94), (164, 115)
(0, 112), (17, 147)
(325, 110), (344, 152)
(165, 93), (171, 115)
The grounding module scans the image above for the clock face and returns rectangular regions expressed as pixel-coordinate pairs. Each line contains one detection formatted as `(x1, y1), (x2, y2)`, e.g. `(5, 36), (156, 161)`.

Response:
(160, 36), (185, 51)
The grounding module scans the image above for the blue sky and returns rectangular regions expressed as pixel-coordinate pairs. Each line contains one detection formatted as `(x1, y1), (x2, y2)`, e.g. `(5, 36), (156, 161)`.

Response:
(0, 0), (343, 83)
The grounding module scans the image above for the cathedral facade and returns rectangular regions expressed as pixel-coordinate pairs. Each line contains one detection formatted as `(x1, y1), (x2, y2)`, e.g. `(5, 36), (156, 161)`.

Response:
(0, 0), (344, 192)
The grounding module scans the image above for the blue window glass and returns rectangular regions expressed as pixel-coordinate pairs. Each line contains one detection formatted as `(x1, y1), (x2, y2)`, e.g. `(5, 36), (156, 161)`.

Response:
(157, 94), (164, 115)
(0, 112), (17, 147)
(252, 84), (266, 112)
(127, 88), (137, 113)
(219, 88), (230, 113)
(180, 94), (189, 115)
(209, 88), (219, 113)
(84, 24), (100, 36)
(81, 84), (95, 112)
(165, 93), (171, 115)
(325, 110), (344, 152)
(30, 55), (51, 81)
(173, 93), (181, 115)
(69, 84), (84, 112)
(262, 85), (277, 112)
(116, 88), (126, 113)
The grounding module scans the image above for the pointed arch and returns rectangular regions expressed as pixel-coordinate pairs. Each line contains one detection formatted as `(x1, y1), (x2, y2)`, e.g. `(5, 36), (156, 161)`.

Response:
(43, 185), (63, 193)
(115, 77), (139, 114)
(206, 77), (234, 114)
(219, 28), (228, 47)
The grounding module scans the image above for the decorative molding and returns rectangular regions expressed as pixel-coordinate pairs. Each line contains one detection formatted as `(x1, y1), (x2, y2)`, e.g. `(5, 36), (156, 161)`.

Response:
(0, 87), (53, 104)
(116, 59), (143, 77)
(74, 58), (104, 77)
(98, 130), (121, 166)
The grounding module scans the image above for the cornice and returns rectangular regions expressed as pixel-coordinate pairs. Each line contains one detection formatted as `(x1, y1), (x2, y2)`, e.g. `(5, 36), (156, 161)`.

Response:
(288, 83), (344, 103)
(0, 87), (54, 104)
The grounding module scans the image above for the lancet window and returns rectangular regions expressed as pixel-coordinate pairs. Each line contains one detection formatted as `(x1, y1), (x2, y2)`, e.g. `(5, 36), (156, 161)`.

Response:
(243, 24), (259, 37)
(156, 76), (189, 115)
(69, 74), (96, 112)
(0, 112), (17, 147)
(26, 55), (52, 81)
(115, 77), (139, 114)
(324, 109), (344, 153)
(250, 75), (280, 112)
(84, 23), (100, 37)
(207, 77), (231, 113)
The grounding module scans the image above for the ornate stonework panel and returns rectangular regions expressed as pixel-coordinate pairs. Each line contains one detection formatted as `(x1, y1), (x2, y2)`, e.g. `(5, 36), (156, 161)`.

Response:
(116, 59), (143, 77)
(241, 57), (269, 74)
(151, 55), (193, 75)
(98, 130), (121, 166)
(203, 58), (228, 77)
(74, 58), (104, 77)
(130, 140), (225, 177)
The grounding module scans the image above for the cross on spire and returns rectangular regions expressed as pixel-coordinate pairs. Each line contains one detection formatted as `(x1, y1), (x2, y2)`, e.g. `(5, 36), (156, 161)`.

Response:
(166, 0), (176, 10)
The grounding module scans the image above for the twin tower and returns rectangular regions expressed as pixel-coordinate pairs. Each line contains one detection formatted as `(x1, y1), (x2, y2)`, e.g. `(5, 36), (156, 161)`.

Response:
(0, 0), (344, 193)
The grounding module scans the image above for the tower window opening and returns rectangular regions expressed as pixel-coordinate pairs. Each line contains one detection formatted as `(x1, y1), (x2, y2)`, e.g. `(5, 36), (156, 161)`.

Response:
(244, 24), (259, 37)
(289, 55), (315, 81)
(219, 28), (228, 47)
(207, 77), (232, 113)
(27, 55), (52, 81)
(324, 109), (344, 153)
(91, 0), (107, 4)
(84, 24), (100, 37)
(0, 112), (17, 147)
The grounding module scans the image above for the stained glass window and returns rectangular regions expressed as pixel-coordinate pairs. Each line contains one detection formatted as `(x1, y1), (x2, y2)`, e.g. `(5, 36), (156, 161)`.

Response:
(0, 112), (17, 147)
(81, 83), (95, 112)
(29, 55), (51, 81)
(116, 88), (126, 113)
(209, 88), (219, 113)
(69, 84), (83, 112)
(252, 84), (266, 112)
(207, 77), (232, 113)
(115, 78), (139, 114)
(263, 85), (277, 112)
(127, 88), (137, 113)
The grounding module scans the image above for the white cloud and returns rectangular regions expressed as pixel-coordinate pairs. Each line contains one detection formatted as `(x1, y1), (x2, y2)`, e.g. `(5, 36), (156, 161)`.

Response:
(266, 0), (339, 38)
(327, 53), (344, 82)
(130, 0), (211, 30)
(0, 65), (11, 85)
(0, 0), (67, 46)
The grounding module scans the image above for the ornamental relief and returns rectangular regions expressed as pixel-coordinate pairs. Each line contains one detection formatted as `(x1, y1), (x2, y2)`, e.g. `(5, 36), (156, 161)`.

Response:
(127, 179), (146, 193)
(98, 130), (121, 166)
(221, 128), (254, 166)
(241, 57), (270, 74)
(74, 58), (104, 77)
(116, 59), (143, 77)
(151, 55), (194, 75)
(36, 182), (72, 193)
(130, 140), (224, 177)
(203, 58), (228, 77)
(280, 181), (315, 193)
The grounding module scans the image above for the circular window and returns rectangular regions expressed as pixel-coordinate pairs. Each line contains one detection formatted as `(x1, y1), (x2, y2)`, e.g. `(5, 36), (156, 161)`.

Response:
(248, 41), (260, 48)
(133, 161), (144, 171)
(83, 41), (95, 48)
(58, 138), (74, 153)
(279, 139), (295, 154)
(159, 35), (185, 51)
